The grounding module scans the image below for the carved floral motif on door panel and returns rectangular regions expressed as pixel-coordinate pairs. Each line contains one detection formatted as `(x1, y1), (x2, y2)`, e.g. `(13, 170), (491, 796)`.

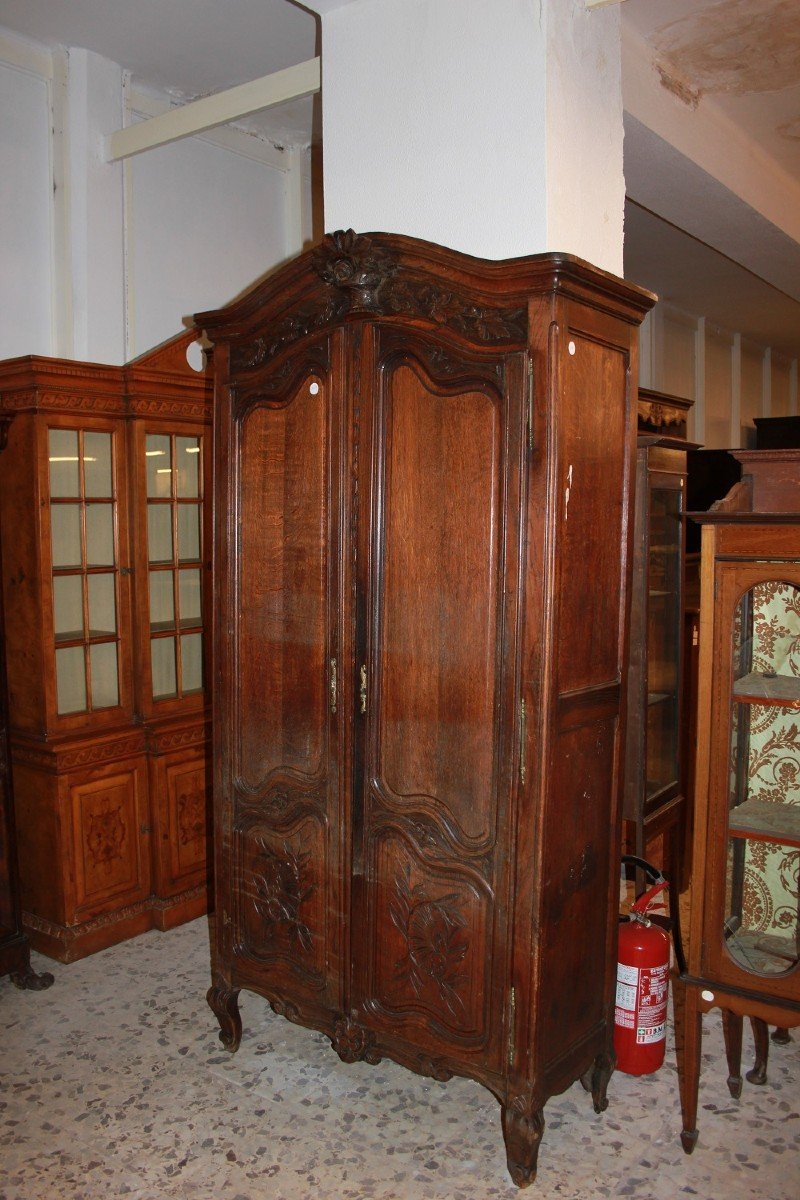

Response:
(238, 817), (327, 986)
(367, 834), (495, 1048)
(166, 761), (209, 877)
(73, 772), (143, 909)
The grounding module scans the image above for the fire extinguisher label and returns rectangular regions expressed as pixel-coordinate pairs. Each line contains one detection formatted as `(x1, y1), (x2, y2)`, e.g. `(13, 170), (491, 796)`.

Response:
(634, 962), (669, 1044)
(615, 961), (639, 1016)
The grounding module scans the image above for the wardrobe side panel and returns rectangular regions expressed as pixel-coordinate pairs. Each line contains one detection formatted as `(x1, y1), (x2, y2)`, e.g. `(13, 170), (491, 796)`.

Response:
(538, 316), (636, 1080)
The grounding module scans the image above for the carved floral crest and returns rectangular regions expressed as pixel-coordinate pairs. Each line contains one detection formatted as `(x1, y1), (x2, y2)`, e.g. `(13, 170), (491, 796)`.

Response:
(231, 231), (527, 371)
(312, 229), (398, 313)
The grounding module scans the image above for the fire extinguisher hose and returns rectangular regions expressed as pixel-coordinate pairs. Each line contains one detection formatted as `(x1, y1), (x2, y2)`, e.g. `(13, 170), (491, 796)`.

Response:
(620, 854), (686, 974)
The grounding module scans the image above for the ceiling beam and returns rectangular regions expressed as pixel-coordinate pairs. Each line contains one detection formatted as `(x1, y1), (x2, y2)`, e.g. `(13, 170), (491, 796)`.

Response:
(106, 57), (320, 162)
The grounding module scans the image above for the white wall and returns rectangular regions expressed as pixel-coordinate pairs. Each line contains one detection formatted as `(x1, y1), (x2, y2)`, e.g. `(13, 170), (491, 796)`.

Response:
(127, 115), (288, 356)
(640, 303), (799, 449)
(320, 0), (625, 271)
(0, 26), (313, 365)
(0, 47), (55, 358)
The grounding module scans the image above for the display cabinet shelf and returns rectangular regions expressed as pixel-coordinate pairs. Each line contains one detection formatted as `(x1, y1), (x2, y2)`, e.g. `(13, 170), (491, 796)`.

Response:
(732, 671), (800, 706)
(728, 798), (800, 846)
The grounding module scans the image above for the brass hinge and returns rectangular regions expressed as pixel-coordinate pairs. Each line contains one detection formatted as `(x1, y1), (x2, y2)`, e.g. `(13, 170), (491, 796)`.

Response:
(508, 985), (516, 1067)
(526, 360), (534, 453)
(359, 664), (367, 714)
(519, 698), (527, 786)
(329, 657), (337, 714)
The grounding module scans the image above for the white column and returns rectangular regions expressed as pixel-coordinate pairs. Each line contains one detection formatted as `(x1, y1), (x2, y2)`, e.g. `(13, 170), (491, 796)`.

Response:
(66, 48), (126, 363)
(694, 316), (706, 447)
(311, 0), (625, 272)
(731, 332), (742, 448)
(762, 347), (772, 418)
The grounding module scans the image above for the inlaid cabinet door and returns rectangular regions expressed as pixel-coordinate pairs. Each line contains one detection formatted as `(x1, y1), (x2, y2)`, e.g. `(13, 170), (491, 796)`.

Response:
(349, 328), (527, 1073)
(225, 336), (346, 1011)
(67, 758), (150, 919)
(150, 750), (210, 896)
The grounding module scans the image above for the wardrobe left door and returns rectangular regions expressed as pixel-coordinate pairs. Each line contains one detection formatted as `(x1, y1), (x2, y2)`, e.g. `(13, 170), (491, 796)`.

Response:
(218, 334), (349, 1022)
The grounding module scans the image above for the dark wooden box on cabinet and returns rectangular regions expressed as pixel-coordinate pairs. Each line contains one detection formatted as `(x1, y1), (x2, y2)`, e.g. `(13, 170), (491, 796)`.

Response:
(676, 450), (800, 1153)
(0, 333), (213, 961)
(197, 231), (654, 1186)
(754, 416), (800, 449)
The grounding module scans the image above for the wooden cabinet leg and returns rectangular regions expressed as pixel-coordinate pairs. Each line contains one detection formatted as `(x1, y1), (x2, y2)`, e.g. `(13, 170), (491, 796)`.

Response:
(501, 1099), (545, 1189)
(207, 984), (242, 1052)
(721, 1009), (744, 1098)
(771, 1027), (791, 1046)
(673, 977), (702, 1153)
(579, 1048), (614, 1114)
(746, 1016), (769, 1085)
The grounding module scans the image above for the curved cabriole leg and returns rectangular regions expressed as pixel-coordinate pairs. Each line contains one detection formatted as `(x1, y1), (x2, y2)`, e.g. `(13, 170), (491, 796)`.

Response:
(501, 1100), (545, 1189)
(721, 1009), (744, 1099)
(746, 1016), (769, 1085)
(207, 984), (242, 1052)
(579, 1049), (614, 1114)
(673, 978), (701, 1154)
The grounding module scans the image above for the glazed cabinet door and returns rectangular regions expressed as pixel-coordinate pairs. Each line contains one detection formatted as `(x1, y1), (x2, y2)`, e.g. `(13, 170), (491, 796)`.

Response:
(702, 560), (800, 999)
(45, 418), (135, 730)
(349, 328), (526, 1077)
(221, 336), (346, 1015)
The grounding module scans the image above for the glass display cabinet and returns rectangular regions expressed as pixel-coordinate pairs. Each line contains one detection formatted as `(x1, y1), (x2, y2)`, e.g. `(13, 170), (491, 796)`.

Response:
(623, 390), (694, 885)
(0, 333), (212, 961)
(676, 449), (800, 1153)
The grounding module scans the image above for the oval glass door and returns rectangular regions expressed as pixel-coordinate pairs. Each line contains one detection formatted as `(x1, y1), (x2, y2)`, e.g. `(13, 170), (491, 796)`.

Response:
(724, 581), (800, 976)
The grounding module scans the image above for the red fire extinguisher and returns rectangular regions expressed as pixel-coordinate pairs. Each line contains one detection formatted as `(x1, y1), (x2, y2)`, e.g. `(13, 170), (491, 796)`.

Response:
(614, 862), (671, 1076)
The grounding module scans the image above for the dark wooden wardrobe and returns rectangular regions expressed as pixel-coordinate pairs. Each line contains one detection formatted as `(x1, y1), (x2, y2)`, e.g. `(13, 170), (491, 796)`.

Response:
(197, 231), (654, 1186)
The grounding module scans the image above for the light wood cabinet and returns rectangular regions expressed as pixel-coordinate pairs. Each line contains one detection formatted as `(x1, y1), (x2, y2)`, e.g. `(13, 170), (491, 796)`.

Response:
(0, 333), (212, 960)
(198, 231), (654, 1186)
(676, 450), (800, 1152)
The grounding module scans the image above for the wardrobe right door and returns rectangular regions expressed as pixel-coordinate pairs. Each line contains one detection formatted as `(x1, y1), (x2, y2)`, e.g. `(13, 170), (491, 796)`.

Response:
(350, 327), (527, 1078)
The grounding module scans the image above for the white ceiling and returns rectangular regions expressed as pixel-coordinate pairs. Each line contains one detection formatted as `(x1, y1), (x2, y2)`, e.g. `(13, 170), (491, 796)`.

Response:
(624, 0), (800, 182)
(0, 0), (320, 142)
(1, 0), (798, 356)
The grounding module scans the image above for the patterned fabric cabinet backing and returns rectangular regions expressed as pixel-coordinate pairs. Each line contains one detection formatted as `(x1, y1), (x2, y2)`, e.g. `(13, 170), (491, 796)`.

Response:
(735, 582), (799, 953)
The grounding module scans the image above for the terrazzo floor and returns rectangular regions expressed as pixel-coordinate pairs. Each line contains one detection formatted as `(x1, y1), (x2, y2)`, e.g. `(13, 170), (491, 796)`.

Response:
(1, 918), (797, 1200)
